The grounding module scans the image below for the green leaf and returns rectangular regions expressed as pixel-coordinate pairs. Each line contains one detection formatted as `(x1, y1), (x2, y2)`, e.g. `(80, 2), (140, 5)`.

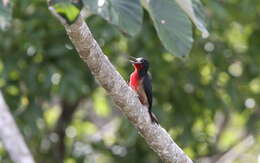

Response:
(146, 0), (193, 57)
(83, 0), (143, 36)
(175, 0), (209, 38)
(93, 88), (111, 117)
(53, 2), (80, 24)
(0, 0), (12, 30)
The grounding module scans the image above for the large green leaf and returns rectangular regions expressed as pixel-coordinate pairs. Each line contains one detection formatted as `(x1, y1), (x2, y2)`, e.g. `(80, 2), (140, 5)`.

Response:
(146, 0), (193, 57)
(0, 0), (12, 30)
(83, 0), (143, 36)
(175, 0), (209, 38)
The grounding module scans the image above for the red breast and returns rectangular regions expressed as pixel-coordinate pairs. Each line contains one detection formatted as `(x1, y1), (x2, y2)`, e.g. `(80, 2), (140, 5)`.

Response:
(129, 70), (140, 91)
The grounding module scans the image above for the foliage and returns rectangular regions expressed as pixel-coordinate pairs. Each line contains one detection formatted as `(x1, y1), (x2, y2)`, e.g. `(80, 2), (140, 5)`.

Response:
(0, 0), (12, 30)
(145, 0), (193, 57)
(0, 0), (259, 162)
(52, 0), (207, 57)
(53, 2), (81, 24)
(83, 0), (143, 37)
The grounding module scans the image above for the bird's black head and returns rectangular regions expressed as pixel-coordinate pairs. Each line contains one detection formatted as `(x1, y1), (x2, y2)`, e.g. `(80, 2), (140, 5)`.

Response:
(129, 56), (149, 76)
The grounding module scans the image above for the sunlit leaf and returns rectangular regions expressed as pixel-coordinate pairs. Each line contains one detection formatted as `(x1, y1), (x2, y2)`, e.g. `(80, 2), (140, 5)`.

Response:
(6, 85), (19, 96)
(73, 119), (97, 135)
(175, 0), (209, 38)
(93, 88), (111, 117)
(249, 77), (260, 94)
(44, 105), (61, 128)
(65, 158), (76, 163)
(53, 2), (80, 24)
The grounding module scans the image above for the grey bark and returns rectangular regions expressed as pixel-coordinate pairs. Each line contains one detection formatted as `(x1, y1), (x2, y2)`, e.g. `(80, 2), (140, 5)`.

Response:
(49, 7), (193, 163)
(0, 91), (35, 163)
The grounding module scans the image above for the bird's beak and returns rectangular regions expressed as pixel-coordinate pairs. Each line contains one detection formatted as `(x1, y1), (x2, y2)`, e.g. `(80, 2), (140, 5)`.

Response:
(128, 56), (141, 64)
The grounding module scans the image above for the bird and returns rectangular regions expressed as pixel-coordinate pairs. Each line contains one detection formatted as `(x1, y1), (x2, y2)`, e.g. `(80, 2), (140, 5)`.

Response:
(128, 56), (159, 124)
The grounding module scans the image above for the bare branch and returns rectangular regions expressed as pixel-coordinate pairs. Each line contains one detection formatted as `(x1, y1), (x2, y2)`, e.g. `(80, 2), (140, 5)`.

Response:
(216, 135), (254, 163)
(0, 91), (35, 163)
(49, 8), (193, 163)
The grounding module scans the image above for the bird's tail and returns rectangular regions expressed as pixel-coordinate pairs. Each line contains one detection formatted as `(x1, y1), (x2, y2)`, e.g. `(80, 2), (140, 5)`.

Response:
(149, 110), (159, 124)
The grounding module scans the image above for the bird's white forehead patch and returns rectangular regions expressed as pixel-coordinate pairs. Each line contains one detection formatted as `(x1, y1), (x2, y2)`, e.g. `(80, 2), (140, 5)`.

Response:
(136, 58), (143, 62)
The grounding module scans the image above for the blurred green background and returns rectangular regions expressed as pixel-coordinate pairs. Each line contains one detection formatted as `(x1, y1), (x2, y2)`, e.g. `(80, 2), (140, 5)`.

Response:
(0, 0), (259, 163)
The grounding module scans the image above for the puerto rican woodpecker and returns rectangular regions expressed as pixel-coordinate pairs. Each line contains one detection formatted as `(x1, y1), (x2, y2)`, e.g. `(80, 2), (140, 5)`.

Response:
(129, 56), (159, 124)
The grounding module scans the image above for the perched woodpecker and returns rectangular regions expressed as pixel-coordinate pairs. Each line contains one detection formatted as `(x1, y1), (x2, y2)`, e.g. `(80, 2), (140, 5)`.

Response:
(129, 56), (158, 124)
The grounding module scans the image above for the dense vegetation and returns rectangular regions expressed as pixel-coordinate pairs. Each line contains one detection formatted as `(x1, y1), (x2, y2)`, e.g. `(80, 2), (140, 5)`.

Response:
(0, 0), (259, 162)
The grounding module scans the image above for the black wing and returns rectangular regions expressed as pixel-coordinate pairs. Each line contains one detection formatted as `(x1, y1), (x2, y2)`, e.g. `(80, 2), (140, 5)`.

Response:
(143, 74), (152, 110)
(143, 73), (159, 124)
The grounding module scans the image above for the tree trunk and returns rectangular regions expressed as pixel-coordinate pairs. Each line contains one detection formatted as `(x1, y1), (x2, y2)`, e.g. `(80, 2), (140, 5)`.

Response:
(53, 100), (80, 163)
(0, 91), (35, 163)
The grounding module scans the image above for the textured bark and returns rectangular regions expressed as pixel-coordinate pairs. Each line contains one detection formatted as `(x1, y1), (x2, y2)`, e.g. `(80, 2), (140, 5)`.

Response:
(49, 7), (193, 163)
(0, 91), (35, 163)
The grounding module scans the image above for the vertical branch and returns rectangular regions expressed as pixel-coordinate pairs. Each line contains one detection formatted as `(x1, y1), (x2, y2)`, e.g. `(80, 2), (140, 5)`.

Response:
(53, 100), (81, 163)
(0, 91), (35, 163)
